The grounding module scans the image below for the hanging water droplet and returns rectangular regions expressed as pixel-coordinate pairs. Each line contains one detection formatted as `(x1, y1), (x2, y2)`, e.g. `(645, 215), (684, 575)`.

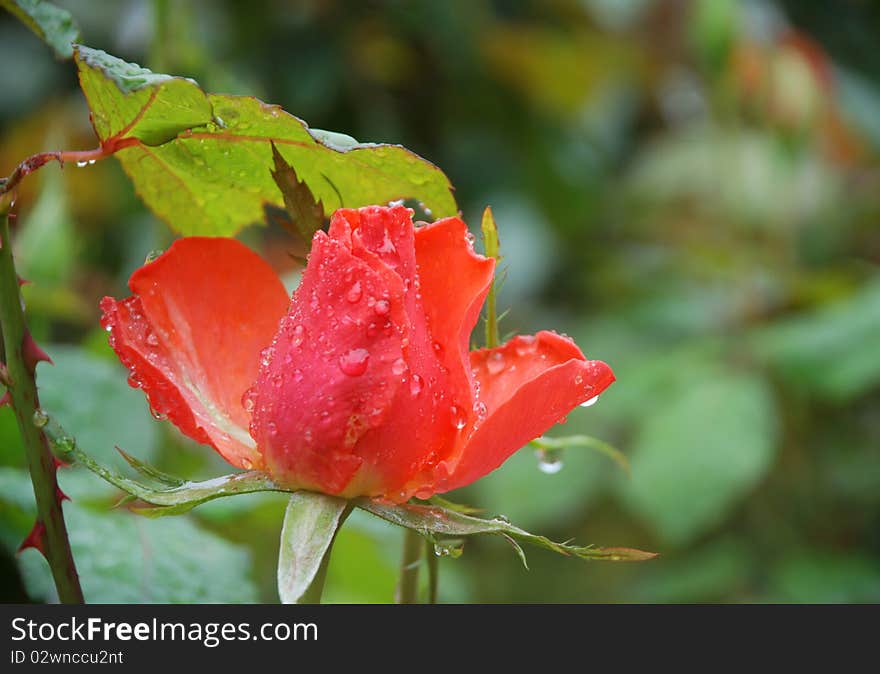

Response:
(339, 348), (370, 376)
(32, 409), (49, 428)
(409, 374), (423, 396)
(450, 404), (466, 430)
(580, 395), (599, 408)
(144, 249), (164, 264)
(536, 449), (563, 474)
(373, 299), (390, 316)
(465, 231), (476, 245)
(150, 407), (168, 421)
(75, 160), (89, 168)
(346, 281), (363, 303)
(494, 514), (510, 524)
(433, 541), (465, 558)
(391, 358), (407, 376)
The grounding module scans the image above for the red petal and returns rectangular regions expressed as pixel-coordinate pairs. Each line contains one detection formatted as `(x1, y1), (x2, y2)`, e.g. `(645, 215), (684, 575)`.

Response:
(101, 238), (288, 469)
(250, 224), (410, 494)
(254, 206), (496, 500)
(441, 331), (615, 491)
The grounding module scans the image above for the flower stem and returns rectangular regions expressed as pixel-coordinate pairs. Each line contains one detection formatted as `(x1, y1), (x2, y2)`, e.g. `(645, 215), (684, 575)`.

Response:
(0, 199), (83, 603)
(396, 528), (423, 604)
(425, 538), (438, 604)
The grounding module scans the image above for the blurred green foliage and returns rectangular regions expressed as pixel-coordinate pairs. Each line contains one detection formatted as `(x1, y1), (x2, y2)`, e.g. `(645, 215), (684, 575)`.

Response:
(1, 0), (878, 603)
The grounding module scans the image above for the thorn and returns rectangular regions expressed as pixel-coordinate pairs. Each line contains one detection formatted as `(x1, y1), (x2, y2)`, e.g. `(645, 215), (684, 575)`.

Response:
(0, 391), (11, 408)
(53, 455), (69, 470)
(21, 330), (52, 373)
(18, 275), (30, 287)
(56, 485), (70, 503)
(17, 520), (46, 556)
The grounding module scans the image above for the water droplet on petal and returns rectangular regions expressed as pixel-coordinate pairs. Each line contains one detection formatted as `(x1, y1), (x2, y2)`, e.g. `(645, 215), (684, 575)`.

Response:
(473, 401), (487, 418)
(293, 368), (304, 382)
(391, 358), (407, 376)
(291, 325), (306, 348)
(373, 299), (390, 316)
(242, 389), (257, 412)
(339, 348), (370, 376)
(580, 395), (599, 408)
(241, 458), (254, 470)
(146, 332), (159, 347)
(409, 374), (423, 396)
(432, 342), (443, 356)
(450, 404), (467, 430)
(346, 281), (363, 303)
(486, 352), (505, 375)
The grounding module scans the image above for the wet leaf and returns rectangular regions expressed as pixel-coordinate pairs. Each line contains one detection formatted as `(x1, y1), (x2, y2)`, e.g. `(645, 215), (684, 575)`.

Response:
(74, 46), (457, 236)
(1, 0), (79, 59)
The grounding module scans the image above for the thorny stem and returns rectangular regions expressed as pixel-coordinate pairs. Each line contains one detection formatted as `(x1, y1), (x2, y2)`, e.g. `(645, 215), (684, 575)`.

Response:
(0, 143), (135, 197)
(0, 198), (83, 603)
(396, 528), (423, 604)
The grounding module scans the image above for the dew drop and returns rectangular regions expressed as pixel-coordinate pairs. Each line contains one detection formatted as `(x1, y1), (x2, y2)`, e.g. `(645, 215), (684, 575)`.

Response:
(536, 449), (564, 474)
(346, 281), (363, 303)
(241, 458), (254, 470)
(434, 541), (464, 558)
(580, 395), (599, 408)
(486, 352), (505, 375)
(145, 332), (159, 347)
(293, 368), (304, 383)
(291, 325), (306, 348)
(450, 404), (467, 430)
(242, 390), (256, 413)
(373, 299), (390, 316)
(409, 374), (423, 396)
(465, 231), (476, 245)
(32, 409), (49, 428)
(432, 342), (443, 356)
(473, 401), (487, 418)
(339, 348), (370, 376)
(75, 160), (88, 168)
(366, 322), (379, 337)
(391, 358), (407, 376)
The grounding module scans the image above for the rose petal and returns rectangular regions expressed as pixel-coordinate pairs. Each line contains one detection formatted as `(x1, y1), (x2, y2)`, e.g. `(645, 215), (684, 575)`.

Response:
(101, 237), (289, 469)
(250, 223), (413, 495)
(440, 331), (615, 491)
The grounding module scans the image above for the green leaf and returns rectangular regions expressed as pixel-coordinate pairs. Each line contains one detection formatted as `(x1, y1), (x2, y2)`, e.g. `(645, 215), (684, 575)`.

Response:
(277, 492), (349, 604)
(1, 0), (79, 59)
(621, 370), (778, 545)
(752, 280), (880, 401)
(74, 46), (457, 236)
(24, 502), (258, 603)
(356, 499), (657, 563)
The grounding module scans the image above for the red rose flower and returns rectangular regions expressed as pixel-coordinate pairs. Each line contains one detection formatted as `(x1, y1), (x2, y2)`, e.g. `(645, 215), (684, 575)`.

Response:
(101, 205), (614, 502)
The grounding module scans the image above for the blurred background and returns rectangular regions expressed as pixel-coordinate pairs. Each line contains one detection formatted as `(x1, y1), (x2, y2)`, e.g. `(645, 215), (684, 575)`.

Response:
(1, 0), (879, 603)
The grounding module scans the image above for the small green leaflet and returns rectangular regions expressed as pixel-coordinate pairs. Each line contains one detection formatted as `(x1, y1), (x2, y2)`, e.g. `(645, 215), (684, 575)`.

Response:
(270, 142), (325, 242)
(73, 45), (457, 236)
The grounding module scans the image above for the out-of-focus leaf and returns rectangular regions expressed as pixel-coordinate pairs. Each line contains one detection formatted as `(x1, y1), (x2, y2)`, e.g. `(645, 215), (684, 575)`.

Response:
(357, 499), (657, 563)
(322, 510), (400, 604)
(277, 492), (348, 604)
(621, 370), (778, 545)
(74, 46), (456, 236)
(24, 502), (258, 603)
(38, 345), (158, 465)
(752, 280), (880, 401)
(467, 438), (607, 530)
(770, 552), (880, 603)
(1, 0), (79, 59)
(15, 168), (76, 286)
(0, 468), (258, 602)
